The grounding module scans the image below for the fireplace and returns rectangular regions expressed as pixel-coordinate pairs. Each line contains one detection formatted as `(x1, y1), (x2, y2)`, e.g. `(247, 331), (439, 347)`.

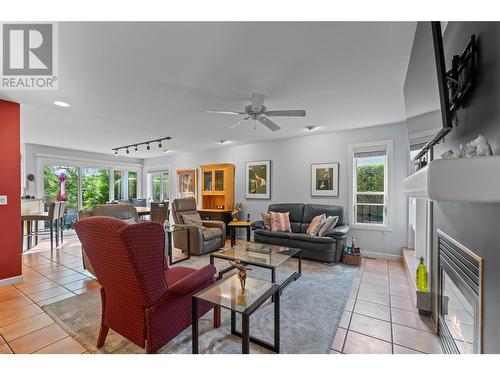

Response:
(437, 230), (483, 354)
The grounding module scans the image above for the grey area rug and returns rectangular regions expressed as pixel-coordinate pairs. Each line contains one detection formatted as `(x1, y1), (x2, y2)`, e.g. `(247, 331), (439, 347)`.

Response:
(43, 254), (356, 354)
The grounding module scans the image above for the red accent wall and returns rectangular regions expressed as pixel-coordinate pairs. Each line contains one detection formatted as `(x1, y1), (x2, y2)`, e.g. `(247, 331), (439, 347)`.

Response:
(0, 99), (21, 281)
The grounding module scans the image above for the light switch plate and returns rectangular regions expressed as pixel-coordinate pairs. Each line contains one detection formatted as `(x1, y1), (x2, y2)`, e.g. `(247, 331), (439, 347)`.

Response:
(0, 195), (7, 205)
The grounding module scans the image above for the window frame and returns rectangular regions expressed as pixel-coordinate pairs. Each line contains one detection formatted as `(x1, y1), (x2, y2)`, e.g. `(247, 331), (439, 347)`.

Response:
(147, 169), (170, 202)
(348, 140), (393, 231)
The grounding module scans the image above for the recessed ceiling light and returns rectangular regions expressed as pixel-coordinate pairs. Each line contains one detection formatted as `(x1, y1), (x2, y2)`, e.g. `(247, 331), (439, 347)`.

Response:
(305, 126), (318, 131)
(163, 149), (172, 154)
(53, 101), (70, 107)
(218, 140), (229, 144)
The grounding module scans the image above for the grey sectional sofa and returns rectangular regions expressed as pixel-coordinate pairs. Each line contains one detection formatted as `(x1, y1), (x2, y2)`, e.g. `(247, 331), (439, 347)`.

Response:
(251, 203), (350, 263)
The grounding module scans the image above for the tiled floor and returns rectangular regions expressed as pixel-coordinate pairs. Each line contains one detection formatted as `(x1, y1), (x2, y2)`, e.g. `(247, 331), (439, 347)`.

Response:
(1, 234), (441, 354)
(330, 257), (441, 354)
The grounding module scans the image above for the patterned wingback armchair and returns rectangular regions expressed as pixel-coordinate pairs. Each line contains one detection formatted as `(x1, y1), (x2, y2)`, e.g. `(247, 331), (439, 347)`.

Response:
(74, 217), (218, 353)
(78, 204), (141, 275)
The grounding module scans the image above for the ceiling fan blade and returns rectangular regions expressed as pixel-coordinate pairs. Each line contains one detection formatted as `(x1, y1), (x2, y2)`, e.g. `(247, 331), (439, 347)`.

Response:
(229, 120), (243, 129)
(258, 116), (281, 132)
(251, 93), (265, 111)
(206, 110), (245, 115)
(264, 110), (306, 117)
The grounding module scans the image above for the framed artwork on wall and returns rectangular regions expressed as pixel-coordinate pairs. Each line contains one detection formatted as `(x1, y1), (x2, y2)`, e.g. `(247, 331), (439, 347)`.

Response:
(245, 160), (271, 199)
(311, 162), (339, 197)
(176, 168), (198, 201)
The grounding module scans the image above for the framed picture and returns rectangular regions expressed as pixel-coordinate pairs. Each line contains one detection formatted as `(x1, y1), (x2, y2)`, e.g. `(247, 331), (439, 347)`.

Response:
(245, 160), (271, 199)
(311, 162), (339, 197)
(176, 168), (198, 201)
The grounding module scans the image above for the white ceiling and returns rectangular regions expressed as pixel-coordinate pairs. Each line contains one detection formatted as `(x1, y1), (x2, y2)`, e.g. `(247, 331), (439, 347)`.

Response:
(1, 22), (416, 159)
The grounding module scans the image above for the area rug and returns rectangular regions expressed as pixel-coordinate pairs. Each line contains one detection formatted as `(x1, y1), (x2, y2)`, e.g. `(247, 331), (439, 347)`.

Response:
(43, 255), (357, 354)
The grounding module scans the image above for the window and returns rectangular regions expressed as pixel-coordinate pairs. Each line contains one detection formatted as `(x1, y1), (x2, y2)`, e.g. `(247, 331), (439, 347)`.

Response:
(148, 170), (169, 202)
(350, 140), (392, 230)
(114, 170), (123, 200)
(128, 171), (137, 199)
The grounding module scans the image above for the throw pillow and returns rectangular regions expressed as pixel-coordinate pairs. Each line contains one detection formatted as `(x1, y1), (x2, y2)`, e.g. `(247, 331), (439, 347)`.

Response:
(306, 214), (326, 236)
(270, 211), (292, 233)
(181, 213), (203, 227)
(318, 215), (339, 237)
(261, 212), (272, 230)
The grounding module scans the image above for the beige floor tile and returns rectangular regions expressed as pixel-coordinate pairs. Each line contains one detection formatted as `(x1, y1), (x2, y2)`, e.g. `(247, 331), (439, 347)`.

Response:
(55, 273), (89, 285)
(0, 343), (13, 354)
(0, 313), (54, 342)
(9, 324), (68, 354)
(0, 294), (34, 314)
(343, 331), (392, 354)
(34, 336), (86, 354)
(63, 278), (100, 292)
(357, 289), (390, 306)
(349, 313), (392, 342)
(37, 292), (75, 306)
(391, 308), (433, 333)
(390, 295), (417, 312)
(27, 286), (70, 303)
(16, 280), (60, 295)
(393, 344), (424, 354)
(344, 298), (355, 312)
(353, 299), (391, 322)
(392, 324), (441, 354)
(0, 303), (44, 328)
(332, 327), (347, 352)
(339, 310), (352, 329)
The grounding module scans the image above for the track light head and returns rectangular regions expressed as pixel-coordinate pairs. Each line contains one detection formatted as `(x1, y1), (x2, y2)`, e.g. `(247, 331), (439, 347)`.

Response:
(146, 143), (150, 150)
(134, 145), (138, 152)
(114, 150), (118, 156)
(126, 148), (130, 154)
(158, 142), (162, 148)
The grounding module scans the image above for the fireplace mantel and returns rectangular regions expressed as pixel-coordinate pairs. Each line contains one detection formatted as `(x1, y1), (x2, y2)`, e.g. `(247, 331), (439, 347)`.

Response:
(403, 156), (500, 202)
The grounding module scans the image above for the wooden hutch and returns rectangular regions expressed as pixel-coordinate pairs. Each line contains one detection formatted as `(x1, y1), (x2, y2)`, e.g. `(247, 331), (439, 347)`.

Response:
(198, 163), (235, 233)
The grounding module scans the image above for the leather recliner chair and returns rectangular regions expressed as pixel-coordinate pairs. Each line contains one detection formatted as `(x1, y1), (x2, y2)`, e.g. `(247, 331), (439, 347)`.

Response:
(171, 198), (226, 256)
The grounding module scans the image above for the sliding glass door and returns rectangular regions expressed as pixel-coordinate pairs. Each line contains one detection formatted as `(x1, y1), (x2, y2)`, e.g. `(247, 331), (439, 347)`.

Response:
(43, 164), (140, 211)
(149, 170), (169, 202)
(81, 168), (110, 210)
(43, 165), (79, 209)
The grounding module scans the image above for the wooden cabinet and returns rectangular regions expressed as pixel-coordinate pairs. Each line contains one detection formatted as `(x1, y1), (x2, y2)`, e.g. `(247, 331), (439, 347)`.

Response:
(200, 163), (235, 210)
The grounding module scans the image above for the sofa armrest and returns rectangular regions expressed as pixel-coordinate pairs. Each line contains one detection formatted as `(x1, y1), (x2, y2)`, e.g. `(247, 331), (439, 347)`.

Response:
(168, 264), (217, 296)
(173, 223), (204, 250)
(251, 220), (266, 230)
(327, 225), (350, 237)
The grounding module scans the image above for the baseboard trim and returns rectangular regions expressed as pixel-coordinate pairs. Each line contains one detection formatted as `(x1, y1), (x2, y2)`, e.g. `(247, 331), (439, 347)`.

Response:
(361, 251), (402, 260)
(0, 275), (23, 286)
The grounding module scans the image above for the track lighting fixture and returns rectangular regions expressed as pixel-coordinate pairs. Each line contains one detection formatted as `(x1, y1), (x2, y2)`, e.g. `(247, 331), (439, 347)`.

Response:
(112, 136), (172, 156)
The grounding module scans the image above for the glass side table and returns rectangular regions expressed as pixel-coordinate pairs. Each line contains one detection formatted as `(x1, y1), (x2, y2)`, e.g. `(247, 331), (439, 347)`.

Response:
(192, 274), (280, 354)
(164, 226), (190, 265)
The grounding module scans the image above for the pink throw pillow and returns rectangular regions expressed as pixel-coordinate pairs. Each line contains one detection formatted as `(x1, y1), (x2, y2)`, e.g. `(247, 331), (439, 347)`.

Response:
(270, 211), (292, 233)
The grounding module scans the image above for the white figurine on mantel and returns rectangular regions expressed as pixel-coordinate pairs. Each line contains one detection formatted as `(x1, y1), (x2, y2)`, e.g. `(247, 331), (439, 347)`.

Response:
(441, 149), (456, 159)
(469, 134), (493, 157)
(441, 135), (493, 159)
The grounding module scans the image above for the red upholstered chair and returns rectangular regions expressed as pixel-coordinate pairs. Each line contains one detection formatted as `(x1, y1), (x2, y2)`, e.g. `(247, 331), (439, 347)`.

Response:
(74, 216), (219, 353)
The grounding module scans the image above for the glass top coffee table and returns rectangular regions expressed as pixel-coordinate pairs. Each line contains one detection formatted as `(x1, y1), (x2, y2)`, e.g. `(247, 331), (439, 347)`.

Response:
(209, 241), (302, 291)
(192, 274), (280, 354)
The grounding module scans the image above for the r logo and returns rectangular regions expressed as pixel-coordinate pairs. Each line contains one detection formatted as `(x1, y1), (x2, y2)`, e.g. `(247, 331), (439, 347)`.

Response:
(2, 24), (53, 76)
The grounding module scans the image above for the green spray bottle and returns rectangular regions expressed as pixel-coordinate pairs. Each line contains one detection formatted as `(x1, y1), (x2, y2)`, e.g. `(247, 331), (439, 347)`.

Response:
(416, 257), (428, 292)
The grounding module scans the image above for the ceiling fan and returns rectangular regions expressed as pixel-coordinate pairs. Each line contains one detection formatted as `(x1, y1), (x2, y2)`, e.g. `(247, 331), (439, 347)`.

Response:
(206, 93), (306, 132)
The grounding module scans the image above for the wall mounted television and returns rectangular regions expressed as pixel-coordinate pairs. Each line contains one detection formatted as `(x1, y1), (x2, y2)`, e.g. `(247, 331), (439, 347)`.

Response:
(404, 21), (453, 161)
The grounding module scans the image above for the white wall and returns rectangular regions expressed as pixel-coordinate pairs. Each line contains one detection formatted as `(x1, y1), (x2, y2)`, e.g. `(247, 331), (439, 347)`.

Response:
(144, 122), (409, 258)
(22, 143), (143, 198)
